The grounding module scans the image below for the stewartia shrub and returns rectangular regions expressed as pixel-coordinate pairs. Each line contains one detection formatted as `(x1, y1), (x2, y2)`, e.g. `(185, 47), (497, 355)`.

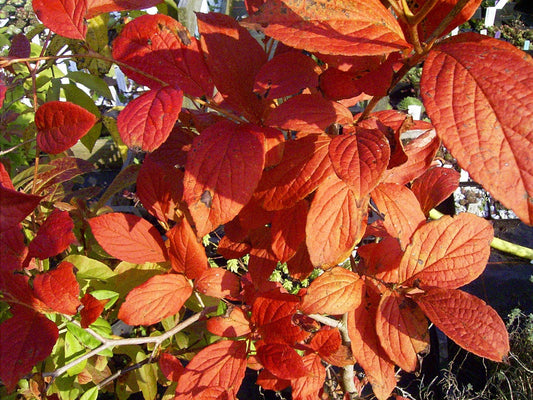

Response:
(0, 0), (531, 399)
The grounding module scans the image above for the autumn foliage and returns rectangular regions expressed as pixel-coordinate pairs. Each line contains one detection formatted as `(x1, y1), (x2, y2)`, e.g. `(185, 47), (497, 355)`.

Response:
(1, 0), (532, 399)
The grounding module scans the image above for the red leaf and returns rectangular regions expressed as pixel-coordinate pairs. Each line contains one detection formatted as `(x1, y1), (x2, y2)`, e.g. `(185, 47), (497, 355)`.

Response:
(328, 129), (390, 199)
(412, 287), (509, 362)
(398, 213), (493, 289)
(183, 120), (265, 237)
(0, 186), (42, 233)
(357, 236), (402, 283)
(206, 306), (251, 338)
(118, 273), (192, 325)
(371, 183), (426, 250)
(291, 353), (326, 400)
(271, 200), (308, 262)
(306, 175), (368, 267)
(244, 0), (409, 56)
(28, 209), (75, 260)
(286, 243), (315, 280)
(80, 293), (107, 328)
(254, 51), (319, 99)
(0, 226), (28, 272)
(254, 134), (333, 211)
(33, 261), (81, 315)
(411, 167), (460, 215)
(86, 0), (163, 19)
(112, 14), (213, 97)
(257, 343), (308, 379)
(0, 306), (59, 392)
(421, 33), (533, 224)
(375, 291), (429, 372)
(159, 352), (184, 382)
(167, 218), (208, 280)
(0, 271), (39, 309)
(197, 12), (267, 123)
(35, 101), (97, 154)
(265, 93), (339, 134)
(256, 369), (291, 391)
(262, 126), (285, 168)
(310, 327), (342, 358)
(217, 236), (252, 260)
(89, 213), (167, 263)
(175, 340), (247, 398)
(347, 287), (396, 400)
(195, 268), (241, 299)
(300, 267), (364, 315)
(32, 0), (87, 40)
(8, 33), (31, 59)
(0, 81), (7, 107)
(117, 86), (183, 152)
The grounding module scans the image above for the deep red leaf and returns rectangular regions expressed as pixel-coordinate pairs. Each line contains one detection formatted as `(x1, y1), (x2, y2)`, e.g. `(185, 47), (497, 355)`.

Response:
(0, 185), (42, 233)
(80, 293), (107, 328)
(112, 14), (213, 97)
(8, 33), (31, 59)
(371, 183), (426, 250)
(0, 271), (40, 309)
(306, 175), (368, 267)
(145, 125), (195, 170)
(255, 134), (334, 211)
(117, 86), (183, 152)
(206, 306), (251, 338)
(118, 273), (192, 325)
(286, 243), (315, 280)
(375, 291), (429, 372)
(257, 343), (308, 379)
(411, 167), (460, 215)
(300, 267), (364, 315)
(310, 327), (342, 358)
(398, 213), (493, 289)
(88, 212), (168, 263)
(32, 0), (87, 40)
(86, 0), (163, 19)
(35, 101), (97, 154)
(271, 200), (308, 262)
(357, 236), (402, 283)
(244, 0), (409, 56)
(195, 268), (241, 300)
(183, 120), (265, 237)
(28, 209), (75, 260)
(216, 235), (252, 260)
(0, 226), (28, 272)
(291, 353), (326, 400)
(33, 261), (81, 315)
(167, 218), (208, 280)
(0, 81), (6, 107)
(421, 33), (533, 223)
(0, 305), (59, 392)
(32, 157), (94, 195)
(197, 12), (267, 123)
(175, 340), (247, 398)
(256, 369), (291, 392)
(254, 51), (319, 99)
(412, 287), (509, 362)
(159, 352), (184, 382)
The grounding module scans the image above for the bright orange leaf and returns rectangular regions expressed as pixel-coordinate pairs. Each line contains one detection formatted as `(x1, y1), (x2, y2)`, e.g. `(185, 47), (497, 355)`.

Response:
(167, 218), (208, 280)
(291, 353), (326, 400)
(206, 306), (251, 338)
(411, 167), (460, 215)
(271, 200), (308, 262)
(159, 352), (184, 382)
(195, 268), (241, 300)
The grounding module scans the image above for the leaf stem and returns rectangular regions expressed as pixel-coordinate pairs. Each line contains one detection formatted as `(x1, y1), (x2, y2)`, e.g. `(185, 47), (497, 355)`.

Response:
(428, 209), (533, 260)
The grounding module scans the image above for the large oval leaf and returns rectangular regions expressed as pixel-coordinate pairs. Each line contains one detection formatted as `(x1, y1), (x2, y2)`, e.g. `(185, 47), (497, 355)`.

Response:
(88, 213), (167, 263)
(117, 86), (183, 152)
(118, 274), (192, 325)
(421, 33), (533, 224)
(183, 120), (265, 237)
(244, 0), (409, 56)
(32, 0), (87, 40)
(33, 261), (81, 315)
(412, 287), (509, 362)
(398, 213), (493, 289)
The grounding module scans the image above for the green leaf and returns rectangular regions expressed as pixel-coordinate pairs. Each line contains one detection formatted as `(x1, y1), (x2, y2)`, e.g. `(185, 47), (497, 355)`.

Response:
(80, 387), (99, 400)
(64, 331), (87, 376)
(66, 322), (102, 349)
(68, 71), (113, 99)
(90, 290), (119, 309)
(64, 255), (116, 281)
(135, 352), (158, 400)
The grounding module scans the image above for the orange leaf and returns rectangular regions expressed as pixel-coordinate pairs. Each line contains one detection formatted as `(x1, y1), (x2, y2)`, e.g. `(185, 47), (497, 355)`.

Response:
(159, 352), (184, 382)
(291, 353), (326, 400)
(112, 14), (213, 97)
(254, 134), (334, 211)
(80, 293), (107, 328)
(286, 243), (315, 280)
(256, 368), (290, 392)
(183, 120), (265, 237)
(244, 0), (409, 56)
(375, 291), (429, 372)
(89, 213), (167, 263)
(167, 218), (208, 280)
(195, 268), (241, 300)
(412, 287), (509, 362)
(257, 343), (308, 379)
(421, 33), (533, 224)
(271, 200), (308, 262)
(35, 101), (97, 154)
(206, 306), (251, 338)
(357, 236), (402, 283)
(398, 213), (493, 289)
(411, 167), (460, 215)
(118, 274), (192, 325)
(347, 287), (396, 400)
(33, 261), (81, 315)
(32, 0), (87, 40)
(306, 175), (368, 267)
(328, 128), (390, 199)
(175, 340), (247, 398)
(310, 327), (342, 358)
(28, 209), (76, 260)
(300, 267), (364, 315)
(217, 235), (252, 260)
(371, 183), (425, 250)
(117, 87), (183, 152)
